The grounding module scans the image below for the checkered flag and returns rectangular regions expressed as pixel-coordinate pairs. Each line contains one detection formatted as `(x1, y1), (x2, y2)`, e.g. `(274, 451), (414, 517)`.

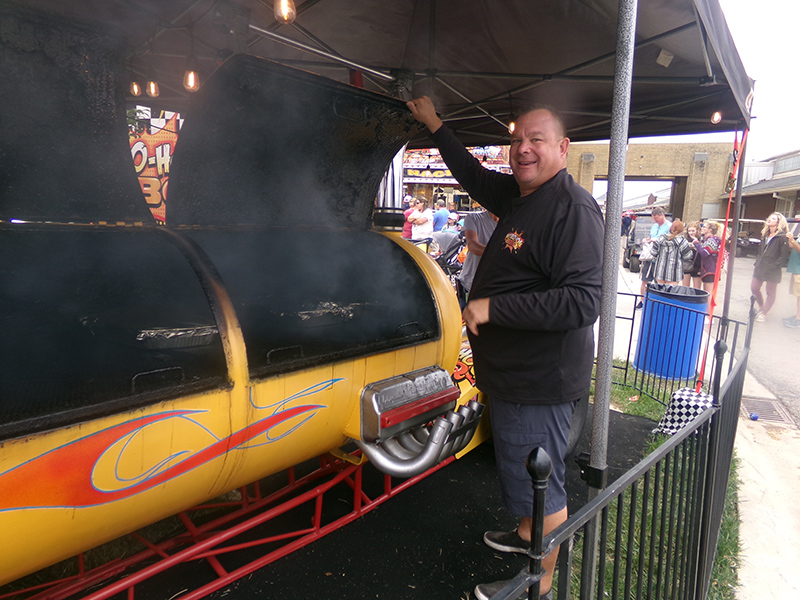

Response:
(653, 388), (714, 435)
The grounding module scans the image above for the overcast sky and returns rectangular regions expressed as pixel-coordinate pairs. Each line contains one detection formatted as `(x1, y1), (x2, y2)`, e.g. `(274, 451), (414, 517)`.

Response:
(716, 0), (800, 162)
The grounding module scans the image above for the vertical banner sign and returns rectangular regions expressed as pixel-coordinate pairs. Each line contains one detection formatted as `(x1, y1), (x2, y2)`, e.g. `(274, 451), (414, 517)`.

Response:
(129, 114), (180, 223)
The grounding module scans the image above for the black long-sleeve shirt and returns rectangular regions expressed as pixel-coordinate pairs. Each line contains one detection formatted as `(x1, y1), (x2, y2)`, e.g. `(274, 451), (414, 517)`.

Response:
(431, 125), (605, 404)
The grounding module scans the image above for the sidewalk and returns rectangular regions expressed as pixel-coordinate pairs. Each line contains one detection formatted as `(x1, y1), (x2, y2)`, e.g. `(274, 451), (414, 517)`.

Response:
(611, 260), (800, 599)
(736, 376), (800, 600)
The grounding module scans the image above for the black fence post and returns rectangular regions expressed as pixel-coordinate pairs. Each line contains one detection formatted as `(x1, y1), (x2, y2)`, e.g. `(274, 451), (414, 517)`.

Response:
(527, 447), (552, 600)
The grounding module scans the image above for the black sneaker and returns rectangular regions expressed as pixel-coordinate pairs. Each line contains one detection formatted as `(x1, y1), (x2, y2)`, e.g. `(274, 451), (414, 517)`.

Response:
(474, 579), (552, 600)
(483, 530), (530, 554)
(635, 301), (643, 309)
(784, 317), (800, 329)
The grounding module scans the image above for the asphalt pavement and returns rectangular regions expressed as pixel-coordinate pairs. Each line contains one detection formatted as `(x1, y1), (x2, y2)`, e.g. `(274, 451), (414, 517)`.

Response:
(721, 254), (800, 422)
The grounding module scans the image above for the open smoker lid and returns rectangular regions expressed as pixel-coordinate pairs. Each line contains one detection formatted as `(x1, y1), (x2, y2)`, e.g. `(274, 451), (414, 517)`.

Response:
(168, 54), (425, 228)
(0, 2), (151, 224)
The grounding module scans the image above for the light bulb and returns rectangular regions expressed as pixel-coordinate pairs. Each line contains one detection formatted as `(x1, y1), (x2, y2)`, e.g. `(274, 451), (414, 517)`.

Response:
(183, 69), (199, 92)
(146, 79), (159, 98)
(145, 67), (159, 97)
(710, 111), (722, 124)
(130, 80), (142, 96)
(183, 55), (201, 92)
(508, 120), (516, 134)
(274, 0), (297, 24)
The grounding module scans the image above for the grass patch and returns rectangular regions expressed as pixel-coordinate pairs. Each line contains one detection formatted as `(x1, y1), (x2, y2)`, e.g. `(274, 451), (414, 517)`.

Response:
(708, 456), (741, 600)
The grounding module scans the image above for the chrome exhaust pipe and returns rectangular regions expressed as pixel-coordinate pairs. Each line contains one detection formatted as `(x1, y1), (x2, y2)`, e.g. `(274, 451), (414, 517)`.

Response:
(451, 404), (475, 451)
(437, 410), (465, 462)
(355, 417), (453, 478)
(411, 425), (430, 445)
(453, 400), (485, 452)
(381, 436), (417, 460)
(397, 430), (426, 453)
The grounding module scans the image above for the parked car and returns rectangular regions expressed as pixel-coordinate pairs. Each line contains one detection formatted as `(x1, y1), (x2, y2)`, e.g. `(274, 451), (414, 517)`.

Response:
(622, 211), (672, 273)
(733, 218), (765, 258)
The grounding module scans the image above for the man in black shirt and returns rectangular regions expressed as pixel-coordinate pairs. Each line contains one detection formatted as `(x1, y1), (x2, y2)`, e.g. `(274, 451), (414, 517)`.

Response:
(408, 96), (604, 600)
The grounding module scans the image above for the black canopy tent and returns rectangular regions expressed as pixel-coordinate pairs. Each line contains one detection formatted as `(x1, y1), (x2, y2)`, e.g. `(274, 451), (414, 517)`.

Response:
(18, 0), (752, 146)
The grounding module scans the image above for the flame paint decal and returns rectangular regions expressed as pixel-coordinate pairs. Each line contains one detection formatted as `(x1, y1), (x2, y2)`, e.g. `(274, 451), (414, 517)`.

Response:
(0, 381), (340, 511)
(452, 338), (475, 387)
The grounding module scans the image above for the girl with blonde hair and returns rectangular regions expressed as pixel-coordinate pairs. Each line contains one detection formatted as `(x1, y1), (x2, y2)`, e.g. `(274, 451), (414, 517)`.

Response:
(750, 212), (791, 322)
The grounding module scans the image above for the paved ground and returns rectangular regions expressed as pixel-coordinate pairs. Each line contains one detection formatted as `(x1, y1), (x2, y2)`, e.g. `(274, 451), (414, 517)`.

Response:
(615, 248), (800, 600)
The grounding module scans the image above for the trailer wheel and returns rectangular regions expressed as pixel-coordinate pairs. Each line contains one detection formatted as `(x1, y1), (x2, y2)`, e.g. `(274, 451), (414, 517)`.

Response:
(629, 255), (640, 273)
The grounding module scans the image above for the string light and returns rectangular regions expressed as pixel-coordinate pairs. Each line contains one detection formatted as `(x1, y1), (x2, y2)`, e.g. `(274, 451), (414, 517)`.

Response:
(130, 80), (142, 96)
(183, 22), (201, 92)
(183, 55), (200, 92)
(711, 111), (722, 124)
(145, 67), (160, 98)
(274, 0), (297, 25)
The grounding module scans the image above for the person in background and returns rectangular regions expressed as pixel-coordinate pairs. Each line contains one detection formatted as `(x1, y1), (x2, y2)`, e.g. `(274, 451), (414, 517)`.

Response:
(694, 220), (722, 293)
(689, 220), (722, 318)
(783, 223), (800, 329)
(402, 201), (416, 239)
(433, 198), (450, 232)
(750, 212), (792, 322)
(682, 221), (702, 288)
(621, 212), (632, 237)
(409, 198), (434, 241)
(442, 212), (462, 233)
(457, 206), (498, 309)
(637, 207), (671, 308)
(407, 95), (604, 600)
(651, 219), (694, 285)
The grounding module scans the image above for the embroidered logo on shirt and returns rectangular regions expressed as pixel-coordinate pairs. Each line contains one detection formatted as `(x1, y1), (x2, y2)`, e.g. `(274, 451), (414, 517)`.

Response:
(503, 229), (525, 253)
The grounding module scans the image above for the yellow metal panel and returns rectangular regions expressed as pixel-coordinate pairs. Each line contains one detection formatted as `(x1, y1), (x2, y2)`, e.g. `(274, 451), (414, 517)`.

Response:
(0, 386), (238, 585)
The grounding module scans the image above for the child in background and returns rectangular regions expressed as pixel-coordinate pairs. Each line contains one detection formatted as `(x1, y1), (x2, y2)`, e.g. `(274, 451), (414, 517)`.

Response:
(442, 212), (461, 233)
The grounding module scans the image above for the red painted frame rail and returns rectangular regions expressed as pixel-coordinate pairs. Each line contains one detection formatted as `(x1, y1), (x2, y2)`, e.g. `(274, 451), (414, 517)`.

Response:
(1, 451), (456, 600)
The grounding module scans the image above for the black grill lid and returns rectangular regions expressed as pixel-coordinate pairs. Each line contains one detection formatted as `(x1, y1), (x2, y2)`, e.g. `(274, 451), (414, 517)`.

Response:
(167, 54), (425, 228)
(0, 2), (152, 224)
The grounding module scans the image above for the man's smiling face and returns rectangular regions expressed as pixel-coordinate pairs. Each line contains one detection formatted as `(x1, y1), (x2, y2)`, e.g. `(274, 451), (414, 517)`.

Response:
(509, 109), (569, 196)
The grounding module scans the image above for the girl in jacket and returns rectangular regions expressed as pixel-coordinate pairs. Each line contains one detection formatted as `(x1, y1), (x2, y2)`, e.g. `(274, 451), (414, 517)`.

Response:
(682, 220), (702, 288)
(692, 220), (723, 316)
(652, 219), (694, 285)
(750, 212), (792, 322)
(694, 220), (723, 292)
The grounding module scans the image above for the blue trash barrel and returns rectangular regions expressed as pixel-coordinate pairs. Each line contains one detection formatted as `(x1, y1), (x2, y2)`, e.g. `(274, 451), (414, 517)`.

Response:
(634, 283), (709, 379)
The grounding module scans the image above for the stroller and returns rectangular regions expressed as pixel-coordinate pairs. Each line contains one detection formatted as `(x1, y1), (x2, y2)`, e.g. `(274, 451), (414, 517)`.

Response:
(430, 231), (466, 289)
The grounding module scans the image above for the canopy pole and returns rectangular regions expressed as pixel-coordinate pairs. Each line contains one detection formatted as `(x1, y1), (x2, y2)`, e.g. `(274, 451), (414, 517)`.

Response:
(248, 23), (394, 82)
(723, 125), (749, 320)
(583, 0), (638, 596)
(591, 0), (638, 491)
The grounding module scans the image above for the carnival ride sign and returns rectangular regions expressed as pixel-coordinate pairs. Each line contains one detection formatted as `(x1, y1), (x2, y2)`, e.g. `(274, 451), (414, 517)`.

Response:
(129, 113), (181, 223)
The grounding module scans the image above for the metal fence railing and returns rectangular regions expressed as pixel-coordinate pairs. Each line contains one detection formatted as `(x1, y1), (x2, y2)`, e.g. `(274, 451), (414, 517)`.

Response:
(495, 327), (750, 600)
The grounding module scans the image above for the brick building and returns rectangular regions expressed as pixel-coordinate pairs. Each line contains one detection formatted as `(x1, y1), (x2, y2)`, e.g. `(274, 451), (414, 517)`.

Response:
(566, 141), (736, 223)
(735, 150), (800, 219)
